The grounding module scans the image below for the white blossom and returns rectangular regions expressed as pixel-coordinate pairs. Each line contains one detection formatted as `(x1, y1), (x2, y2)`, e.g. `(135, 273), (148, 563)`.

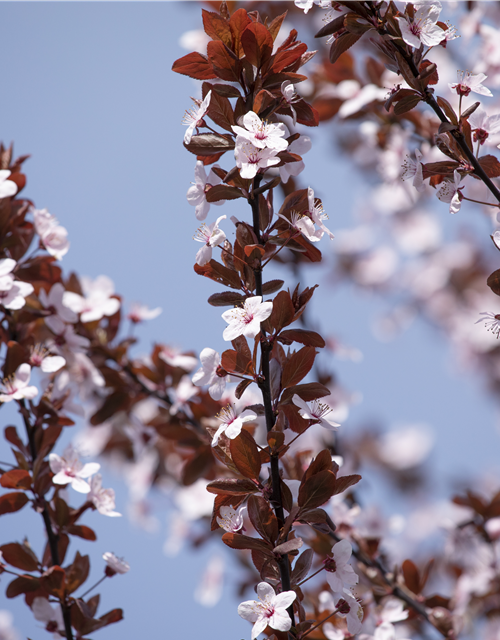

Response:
(192, 347), (228, 400)
(436, 170), (465, 214)
(222, 296), (273, 341)
(49, 444), (100, 493)
(39, 282), (78, 325)
(63, 275), (120, 323)
(401, 149), (426, 192)
(292, 394), (340, 430)
(307, 187), (335, 240)
(103, 551), (130, 575)
(468, 107), (500, 145)
(88, 474), (121, 517)
(396, 2), (444, 48)
(232, 112), (288, 151)
(216, 504), (246, 533)
(279, 135), (311, 184)
(186, 161), (224, 221)
(194, 215), (227, 266)
(0, 171), (17, 199)
(238, 582), (296, 640)
(449, 70), (492, 97)
(234, 140), (280, 180)
(32, 208), (70, 260)
(183, 91), (211, 144)
(212, 404), (257, 447)
(159, 346), (198, 371)
(29, 344), (66, 373)
(32, 598), (64, 640)
(127, 303), (162, 323)
(324, 539), (359, 591)
(0, 364), (38, 403)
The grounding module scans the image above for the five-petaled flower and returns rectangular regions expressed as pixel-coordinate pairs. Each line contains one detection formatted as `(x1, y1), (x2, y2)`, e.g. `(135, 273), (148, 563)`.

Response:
(449, 70), (492, 97)
(307, 187), (335, 240)
(186, 160), (225, 221)
(468, 107), (500, 145)
(32, 208), (70, 261)
(436, 170), (465, 214)
(194, 215), (227, 266)
(396, 1), (444, 49)
(217, 504), (246, 532)
(222, 296), (273, 341)
(63, 275), (120, 323)
(32, 597), (64, 639)
(234, 141), (281, 180)
(238, 582), (297, 640)
(103, 551), (130, 576)
(192, 347), (228, 400)
(232, 111), (288, 152)
(212, 404), (257, 447)
(292, 394), (340, 430)
(88, 474), (121, 517)
(183, 90), (211, 144)
(401, 149), (426, 192)
(324, 539), (359, 592)
(0, 364), (38, 403)
(49, 444), (100, 493)
(29, 344), (66, 373)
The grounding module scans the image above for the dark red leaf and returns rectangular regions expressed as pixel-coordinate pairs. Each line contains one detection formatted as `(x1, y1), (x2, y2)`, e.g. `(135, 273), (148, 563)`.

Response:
(206, 478), (258, 495)
(0, 543), (39, 571)
(207, 40), (241, 82)
(278, 329), (325, 348)
(222, 532), (273, 553)
(172, 52), (218, 80)
(298, 469), (337, 510)
(247, 495), (279, 545)
(281, 346), (316, 389)
(230, 430), (261, 479)
(202, 9), (232, 47)
(241, 22), (273, 69)
(0, 470), (31, 490)
(0, 492), (29, 516)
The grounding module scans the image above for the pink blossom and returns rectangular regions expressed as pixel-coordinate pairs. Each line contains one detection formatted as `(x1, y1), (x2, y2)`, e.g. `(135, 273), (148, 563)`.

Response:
(449, 70), (492, 97)
(436, 170), (465, 214)
(103, 551), (130, 576)
(29, 344), (66, 373)
(62, 275), (120, 323)
(278, 211), (323, 243)
(32, 208), (70, 260)
(192, 347), (228, 400)
(194, 215), (226, 266)
(32, 598), (64, 639)
(292, 394), (340, 430)
(159, 346), (198, 371)
(238, 582), (296, 639)
(127, 303), (162, 324)
(234, 140), (281, 180)
(222, 296), (273, 341)
(39, 282), (78, 325)
(183, 91), (211, 144)
(401, 149), (426, 192)
(49, 444), (100, 493)
(169, 374), (199, 415)
(279, 135), (311, 184)
(216, 504), (246, 532)
(0, 364), (38, 403)
(468, 107), (500, 145)
(396, 2), (444, 49)
(232, 112), (288, 151)
(324, 539), (359, 591)
(46, 317), (91, 355)
(187, 161), (224, 221)
(212, 404), (257, 447)
(88, 474), (121, 517)
(0, 259), (34, 310)
(294, 0), (331, 13)
(307, 187), (335, 240)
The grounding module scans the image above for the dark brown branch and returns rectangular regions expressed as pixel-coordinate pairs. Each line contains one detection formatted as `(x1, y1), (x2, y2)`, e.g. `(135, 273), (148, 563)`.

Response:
(19, 399), (74, 640)
(250, 175), (296, 628)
